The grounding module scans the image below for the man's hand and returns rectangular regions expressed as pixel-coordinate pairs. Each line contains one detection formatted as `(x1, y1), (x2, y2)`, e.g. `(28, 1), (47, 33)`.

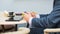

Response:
(31, 12), (36, 18)
(23, 12), (32, 22)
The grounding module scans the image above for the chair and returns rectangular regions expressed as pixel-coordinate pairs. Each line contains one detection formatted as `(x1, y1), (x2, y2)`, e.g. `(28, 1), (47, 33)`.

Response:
(0, 25), (3, 32)
(0, 25), (16, 32)
(44, 28), (60, 34)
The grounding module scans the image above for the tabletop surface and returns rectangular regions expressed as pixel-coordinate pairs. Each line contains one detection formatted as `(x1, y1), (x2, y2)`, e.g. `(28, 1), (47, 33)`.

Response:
(44, 28), (60, 32)
(0, 20), (26, 25)
(0, 12), (26, 25)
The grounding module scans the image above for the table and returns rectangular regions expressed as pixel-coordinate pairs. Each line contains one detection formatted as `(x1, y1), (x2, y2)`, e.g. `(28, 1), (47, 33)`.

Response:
(0, 12), (27, 32)
(44, 28), (60, 34)
(0, 20), (26, 25)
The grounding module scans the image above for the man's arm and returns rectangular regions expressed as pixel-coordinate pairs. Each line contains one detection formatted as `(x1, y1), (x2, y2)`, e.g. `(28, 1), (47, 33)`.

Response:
(28, 14), (49, 28)
(31, 0), (60, 28)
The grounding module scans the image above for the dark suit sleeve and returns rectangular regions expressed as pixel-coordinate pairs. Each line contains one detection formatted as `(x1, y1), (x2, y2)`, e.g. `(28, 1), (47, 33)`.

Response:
(40, 14), (49, 18)
(31, 0), (60, 28)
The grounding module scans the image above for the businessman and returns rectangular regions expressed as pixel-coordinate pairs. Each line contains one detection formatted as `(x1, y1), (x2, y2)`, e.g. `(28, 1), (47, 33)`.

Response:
(23, 0), (60, 34)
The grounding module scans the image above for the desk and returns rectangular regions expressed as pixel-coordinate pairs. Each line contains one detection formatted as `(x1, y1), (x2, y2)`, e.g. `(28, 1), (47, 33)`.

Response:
(0, 20), (26, 25)
(44, 28), (60, 34)
(0, 12), (27, 32)
(0, 12), (26, 25)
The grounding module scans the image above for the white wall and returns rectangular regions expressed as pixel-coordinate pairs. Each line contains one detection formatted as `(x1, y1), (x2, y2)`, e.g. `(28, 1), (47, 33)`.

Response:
(0, 0), (53, 14)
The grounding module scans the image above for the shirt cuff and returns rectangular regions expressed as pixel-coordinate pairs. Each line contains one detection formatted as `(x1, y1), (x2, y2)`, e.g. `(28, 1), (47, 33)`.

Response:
(28, 17), (33, 28)
(28, 14), (40, 28)
(36, 14), (40, 18)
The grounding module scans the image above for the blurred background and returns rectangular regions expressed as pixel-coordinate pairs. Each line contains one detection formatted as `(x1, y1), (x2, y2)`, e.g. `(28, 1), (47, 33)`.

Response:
(0, 0), (53, 14)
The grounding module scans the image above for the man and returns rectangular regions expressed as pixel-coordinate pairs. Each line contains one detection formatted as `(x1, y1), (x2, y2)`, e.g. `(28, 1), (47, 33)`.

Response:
(23, 0), (60, 34)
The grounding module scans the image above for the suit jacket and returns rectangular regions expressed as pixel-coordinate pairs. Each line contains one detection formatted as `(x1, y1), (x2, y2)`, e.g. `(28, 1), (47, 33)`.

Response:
(30, 0), (60, 34)
(32, 0), (60, 28)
